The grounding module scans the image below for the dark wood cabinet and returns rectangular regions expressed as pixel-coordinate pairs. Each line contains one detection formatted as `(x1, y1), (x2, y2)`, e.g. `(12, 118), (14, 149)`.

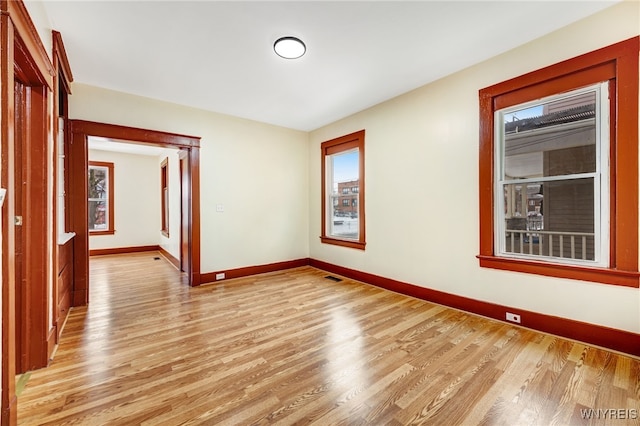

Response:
(57, 235), (74, 331)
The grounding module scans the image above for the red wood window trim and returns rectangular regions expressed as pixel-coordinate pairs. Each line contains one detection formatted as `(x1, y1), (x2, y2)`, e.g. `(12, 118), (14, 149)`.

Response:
(160, 157), (169, 237)
(320, 130), (366, 250)
(88, 160), (115, 235)
(478, 37), (639, 288)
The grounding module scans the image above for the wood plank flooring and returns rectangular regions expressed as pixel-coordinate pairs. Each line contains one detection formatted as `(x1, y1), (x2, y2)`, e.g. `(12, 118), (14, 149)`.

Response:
(17, 252), (640, 425)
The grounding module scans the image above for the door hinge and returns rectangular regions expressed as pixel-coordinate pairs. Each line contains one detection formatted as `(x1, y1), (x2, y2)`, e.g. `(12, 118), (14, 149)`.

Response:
(15, 216), (22, 226)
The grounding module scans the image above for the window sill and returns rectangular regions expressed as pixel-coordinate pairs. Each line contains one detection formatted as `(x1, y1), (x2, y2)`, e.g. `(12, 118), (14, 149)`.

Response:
(477, 254), (639, 288)
(320, 236), (366, 250)
(89, 230), (115, 236)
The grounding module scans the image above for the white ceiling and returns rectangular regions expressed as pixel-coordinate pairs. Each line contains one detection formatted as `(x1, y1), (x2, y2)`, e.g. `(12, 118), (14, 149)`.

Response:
(41, 1), (619, 132)
(89, 136), (173, 156)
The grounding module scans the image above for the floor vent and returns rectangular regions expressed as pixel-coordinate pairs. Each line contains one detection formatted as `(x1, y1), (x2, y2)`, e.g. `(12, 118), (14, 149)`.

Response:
(325, 275), (342, 282)
(154, 257), (161, 260)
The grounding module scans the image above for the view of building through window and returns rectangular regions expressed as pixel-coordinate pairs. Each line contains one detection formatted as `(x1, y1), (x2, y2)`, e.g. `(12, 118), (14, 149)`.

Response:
(329, 150), (359, 239)
(496, 85), (607, 264)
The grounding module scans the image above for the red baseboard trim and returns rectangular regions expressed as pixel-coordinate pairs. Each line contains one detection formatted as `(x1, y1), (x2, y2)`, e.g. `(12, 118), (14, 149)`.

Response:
(46, 327), (57, 363)
(201, 258), (310, 284)
(89, 245), (160, 256)
(309, 259), (640, 357)
(158, 246), (180, 270)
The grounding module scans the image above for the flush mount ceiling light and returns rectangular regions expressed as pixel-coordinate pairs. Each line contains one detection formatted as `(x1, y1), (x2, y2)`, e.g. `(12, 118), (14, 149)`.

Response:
(273, 36), (306, 59)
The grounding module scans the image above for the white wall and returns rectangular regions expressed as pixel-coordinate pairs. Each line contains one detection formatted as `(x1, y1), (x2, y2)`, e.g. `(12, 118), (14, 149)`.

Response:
(71, 87), (310, 272)
(158, 148), (181, 260)
(88, 149), (161, 250)
(309, 2), (640, 334)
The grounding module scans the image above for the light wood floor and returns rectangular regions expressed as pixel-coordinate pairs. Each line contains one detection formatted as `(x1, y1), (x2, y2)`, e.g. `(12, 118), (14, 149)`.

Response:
(17, 252), (640, 425)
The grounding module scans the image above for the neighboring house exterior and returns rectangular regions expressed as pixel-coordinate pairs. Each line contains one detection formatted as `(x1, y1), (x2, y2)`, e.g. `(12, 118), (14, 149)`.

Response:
(335, 180), (359, 218)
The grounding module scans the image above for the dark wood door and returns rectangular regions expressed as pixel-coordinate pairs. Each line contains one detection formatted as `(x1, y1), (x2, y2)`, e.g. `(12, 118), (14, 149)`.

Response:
(13, 81), (26, 374)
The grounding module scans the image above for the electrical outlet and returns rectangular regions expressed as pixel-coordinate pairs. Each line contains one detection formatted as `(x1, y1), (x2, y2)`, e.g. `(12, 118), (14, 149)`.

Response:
(216, 272), (225, 280)
(506, 312), (521, 323)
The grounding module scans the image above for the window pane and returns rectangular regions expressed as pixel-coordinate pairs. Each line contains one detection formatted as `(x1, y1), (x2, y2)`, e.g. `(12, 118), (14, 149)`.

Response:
(503, 91), (596, 180)
(502, 178), (595, 261)
(89, 167), (108, 199)
(330, 150), (359, 239)
(88, 164), (111, 232)
(89, 200), (108, 231)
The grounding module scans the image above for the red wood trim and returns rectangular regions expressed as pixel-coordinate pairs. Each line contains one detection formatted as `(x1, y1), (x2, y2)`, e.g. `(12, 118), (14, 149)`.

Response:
(160, 157), (169, 237)
(309, 259), (640, 357)
(89, 160), (115, 234)
(7, 0), (54, 88)
(478, 36), (639, 286)
(190, 147), (201, 286)
(320, 130), (366, 249)
(0, 7), (18, 424)
(201, 258), (310, 284)
(493, 61), (616, 111)
(158, 246), (180, 269)
(89, 230), (115, 236)
(319, 236), (366, 250)
(72, 120), (200, 149)
(70, 126), (90, 306)
(1, 3), (55, 416)
(478, 92), (494, 258)
(23, 84), (49, 370)
(51, 28), (69, 350)
(52, 30), (73, 92)
(481, 37), (635, 99)
(89, 245), (160, 256)
(46, 326), (56, 362)
(69, 120), (202, 302)
(614, 40), (639, 272)
(477, 255), (640, 288)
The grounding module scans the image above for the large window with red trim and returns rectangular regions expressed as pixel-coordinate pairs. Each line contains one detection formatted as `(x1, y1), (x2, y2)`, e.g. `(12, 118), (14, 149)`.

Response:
(478, 37), (639, 288)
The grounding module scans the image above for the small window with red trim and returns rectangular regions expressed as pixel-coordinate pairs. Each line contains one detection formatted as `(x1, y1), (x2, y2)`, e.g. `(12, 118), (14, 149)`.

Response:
(88, 161), (115, 235)
(321, 130), (366, 250)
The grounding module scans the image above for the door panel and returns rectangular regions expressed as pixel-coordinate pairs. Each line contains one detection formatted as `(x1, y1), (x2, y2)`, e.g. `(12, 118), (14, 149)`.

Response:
(14, 81), (25, 374)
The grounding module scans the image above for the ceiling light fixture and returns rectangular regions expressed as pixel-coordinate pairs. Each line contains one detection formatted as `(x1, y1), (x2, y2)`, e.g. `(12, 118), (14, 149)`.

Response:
(273, 36), (306, 59)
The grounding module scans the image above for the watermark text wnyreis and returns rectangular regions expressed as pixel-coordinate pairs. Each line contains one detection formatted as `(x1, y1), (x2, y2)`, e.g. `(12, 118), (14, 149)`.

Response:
(580, 409), (638, 420)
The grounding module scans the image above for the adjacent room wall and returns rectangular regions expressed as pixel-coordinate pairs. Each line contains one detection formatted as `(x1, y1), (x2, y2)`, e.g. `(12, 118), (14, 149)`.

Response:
(158, 148), (181, 261)
(71, 86), (310, 273)
(308, 1), (640, 334)
(88, 149), (161, 250)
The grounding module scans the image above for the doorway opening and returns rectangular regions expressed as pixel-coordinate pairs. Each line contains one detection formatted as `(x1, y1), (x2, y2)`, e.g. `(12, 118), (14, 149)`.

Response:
(68, 120), (201, 307)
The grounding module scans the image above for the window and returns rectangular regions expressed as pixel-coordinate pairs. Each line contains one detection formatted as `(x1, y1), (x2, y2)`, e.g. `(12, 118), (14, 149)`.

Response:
(478, 37), (639, 287)
(88, 161), (114, 234)
(321, 130), (366, 250)
(160, 157), (169, 237)
(496, 85), (608, 265)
